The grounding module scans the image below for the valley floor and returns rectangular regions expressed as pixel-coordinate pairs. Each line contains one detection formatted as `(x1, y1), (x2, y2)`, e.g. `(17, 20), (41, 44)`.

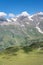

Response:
(0, 49), (43, 65)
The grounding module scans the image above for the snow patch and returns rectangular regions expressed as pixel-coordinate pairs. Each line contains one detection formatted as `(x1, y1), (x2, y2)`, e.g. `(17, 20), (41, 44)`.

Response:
(11, 18), (17, 21)
(36, 26), (43, 34)
(26, 22), (29, 24)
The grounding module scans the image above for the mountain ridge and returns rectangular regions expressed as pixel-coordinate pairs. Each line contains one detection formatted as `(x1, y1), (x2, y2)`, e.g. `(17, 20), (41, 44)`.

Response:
(0, 11), (43, 50)
(0, 11), (43, 34)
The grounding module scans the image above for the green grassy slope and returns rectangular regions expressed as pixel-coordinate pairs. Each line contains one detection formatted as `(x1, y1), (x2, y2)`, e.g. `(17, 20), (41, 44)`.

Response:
(0, 25), (43, 50)
(0, 49), (43, 65)
(0, 25), (43, 65)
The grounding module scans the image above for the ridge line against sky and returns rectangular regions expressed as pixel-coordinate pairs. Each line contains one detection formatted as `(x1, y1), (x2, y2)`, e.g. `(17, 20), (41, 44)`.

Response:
(0, 0), (43, 15)
(0, 11), (43, 18)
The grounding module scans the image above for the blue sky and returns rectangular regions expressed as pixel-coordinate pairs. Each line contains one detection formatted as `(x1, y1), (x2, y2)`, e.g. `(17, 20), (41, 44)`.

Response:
(0, 0), (43, 14)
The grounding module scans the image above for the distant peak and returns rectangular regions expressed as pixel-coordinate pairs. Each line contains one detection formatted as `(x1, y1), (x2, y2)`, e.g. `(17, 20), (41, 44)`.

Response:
(38, 12), (43, 15)
(17, 11), (30, 17)
(21, 11), (29, 16)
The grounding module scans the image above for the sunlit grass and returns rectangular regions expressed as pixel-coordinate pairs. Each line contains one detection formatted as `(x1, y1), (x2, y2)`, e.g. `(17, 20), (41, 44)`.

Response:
(0, 49), (43, 65)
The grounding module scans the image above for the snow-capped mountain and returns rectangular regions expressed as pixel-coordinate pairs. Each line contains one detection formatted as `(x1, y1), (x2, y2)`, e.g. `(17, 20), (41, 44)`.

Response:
(0, 11), (43, 34)
(0, 11), (43, 50)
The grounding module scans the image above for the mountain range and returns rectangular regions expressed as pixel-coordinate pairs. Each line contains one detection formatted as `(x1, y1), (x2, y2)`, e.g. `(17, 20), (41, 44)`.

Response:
(0, 11), (43, 50)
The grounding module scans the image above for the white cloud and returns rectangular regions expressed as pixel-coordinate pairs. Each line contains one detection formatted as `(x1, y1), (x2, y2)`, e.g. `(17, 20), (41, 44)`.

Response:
(0, 12), (7, 17)
(8, 13), (15, 18)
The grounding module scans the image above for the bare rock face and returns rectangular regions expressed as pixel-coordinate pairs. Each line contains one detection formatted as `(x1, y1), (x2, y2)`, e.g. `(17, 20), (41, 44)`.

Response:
(0, 12), (43, 50)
